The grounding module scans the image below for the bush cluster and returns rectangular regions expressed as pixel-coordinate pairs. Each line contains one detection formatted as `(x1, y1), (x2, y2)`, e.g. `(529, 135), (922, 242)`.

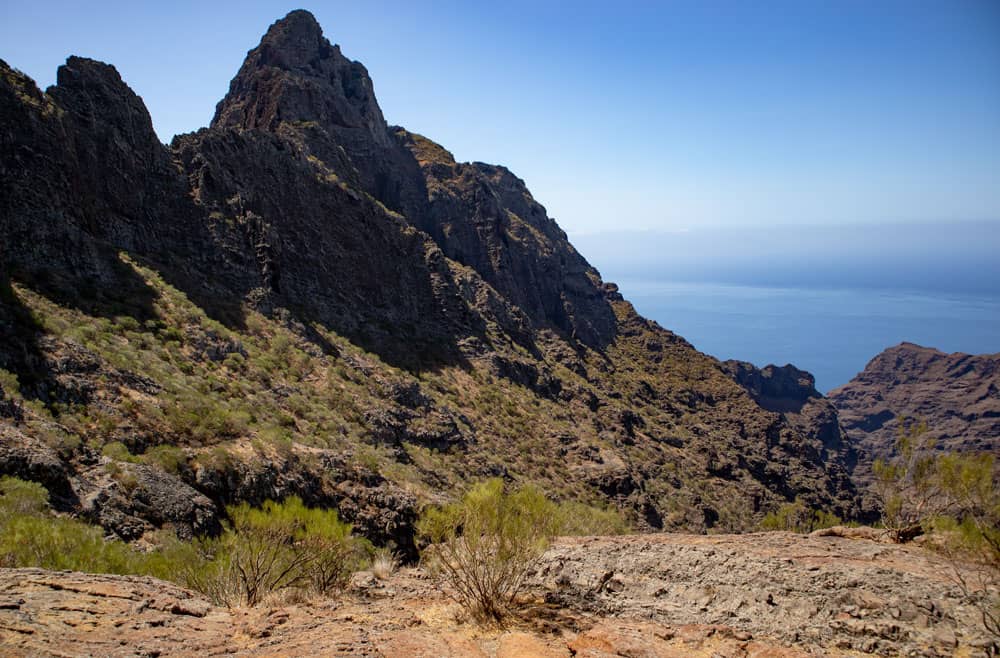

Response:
(759, 498), (841, 533)
(0, 476), (197, 577)
(0, 478), (366, 608)
(188, 497), (366, 607)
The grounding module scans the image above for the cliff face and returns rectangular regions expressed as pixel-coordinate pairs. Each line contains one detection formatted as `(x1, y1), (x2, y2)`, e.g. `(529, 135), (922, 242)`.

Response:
(211, 10), (615, 350)
(0, 10), (860, 547)
(829, 342), (1000, 478)
(723, 361), (855, 466)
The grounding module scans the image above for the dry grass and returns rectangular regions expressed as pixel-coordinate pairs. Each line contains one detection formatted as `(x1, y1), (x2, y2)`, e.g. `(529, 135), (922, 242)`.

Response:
(371, 548), (398, 581)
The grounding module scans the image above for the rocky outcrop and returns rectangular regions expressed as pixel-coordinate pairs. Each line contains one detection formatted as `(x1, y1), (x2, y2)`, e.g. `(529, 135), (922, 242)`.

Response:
(829, 342), (1000, 479)
(211, 10), (616, 349)
(2, 532), (996, 656)
(187, 442), (419, 556)
(722, 360), (858, 504)
(395, 129), (617, 348)
(536, 533), (998, 656)
(0, 426), (72, 502)
(722, 361), (821, 414)
(76, 461), (222, 541)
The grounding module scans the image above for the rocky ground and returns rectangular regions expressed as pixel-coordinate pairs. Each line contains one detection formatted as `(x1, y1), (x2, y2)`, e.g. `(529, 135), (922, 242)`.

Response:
(2, 531), (996, 657)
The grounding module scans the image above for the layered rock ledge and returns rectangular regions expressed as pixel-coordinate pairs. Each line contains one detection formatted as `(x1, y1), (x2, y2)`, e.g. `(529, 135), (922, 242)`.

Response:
(2, 532), (995, 657)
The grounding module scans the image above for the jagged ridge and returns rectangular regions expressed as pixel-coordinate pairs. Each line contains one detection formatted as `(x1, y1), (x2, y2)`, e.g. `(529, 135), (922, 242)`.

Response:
(0, 10), (860, 548)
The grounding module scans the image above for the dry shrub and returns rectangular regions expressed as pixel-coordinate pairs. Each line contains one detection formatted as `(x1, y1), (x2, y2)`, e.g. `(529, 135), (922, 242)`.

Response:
(417, 479), (558, 624)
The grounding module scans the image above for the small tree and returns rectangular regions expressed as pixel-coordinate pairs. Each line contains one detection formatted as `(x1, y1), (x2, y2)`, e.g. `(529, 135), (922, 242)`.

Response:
(933, 453), (999, 638)
(417, 479), (559, 624)
(871, 422), (999, 639)
(872, 419), (951, 542)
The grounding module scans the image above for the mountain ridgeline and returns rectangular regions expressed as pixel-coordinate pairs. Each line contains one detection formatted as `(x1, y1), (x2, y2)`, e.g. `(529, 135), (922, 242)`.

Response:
(830, 342), (1000, 483)
(0, 10), (862, 550)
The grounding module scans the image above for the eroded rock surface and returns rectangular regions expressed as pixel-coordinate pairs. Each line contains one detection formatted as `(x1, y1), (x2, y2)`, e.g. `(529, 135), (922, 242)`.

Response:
(2, 533), (996, 657)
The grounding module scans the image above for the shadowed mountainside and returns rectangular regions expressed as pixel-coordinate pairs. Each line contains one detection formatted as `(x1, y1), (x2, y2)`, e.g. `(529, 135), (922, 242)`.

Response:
(0, 10), (860, 550)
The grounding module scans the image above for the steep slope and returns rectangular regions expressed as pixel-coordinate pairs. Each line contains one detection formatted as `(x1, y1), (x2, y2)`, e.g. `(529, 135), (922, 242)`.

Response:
(211, 10), (616, 349)
(723, 361), (857, 476)
(829, 342), (1000, 479)
(0, 10), (860, 549)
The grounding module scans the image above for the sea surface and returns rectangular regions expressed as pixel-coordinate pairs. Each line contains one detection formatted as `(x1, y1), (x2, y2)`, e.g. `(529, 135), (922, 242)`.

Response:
(613, 279), (1000, 394)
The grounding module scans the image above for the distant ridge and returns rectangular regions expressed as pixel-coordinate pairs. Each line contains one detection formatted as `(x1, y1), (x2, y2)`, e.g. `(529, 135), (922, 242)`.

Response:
(829, 342), (1000, 481)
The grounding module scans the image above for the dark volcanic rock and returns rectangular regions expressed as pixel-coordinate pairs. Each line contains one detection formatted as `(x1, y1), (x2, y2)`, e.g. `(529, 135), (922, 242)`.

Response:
(829, 342), (1000, 479)
(0, 9), (863, 546)
(212, 11), (616, 349)
(0, 425), (73, 503)
(396, 129), (618, 349)
(723, 360), (859, 510)
(77, 462), (221, 541)
(723, 361), (820, 414)
(188, 445), (419, 557)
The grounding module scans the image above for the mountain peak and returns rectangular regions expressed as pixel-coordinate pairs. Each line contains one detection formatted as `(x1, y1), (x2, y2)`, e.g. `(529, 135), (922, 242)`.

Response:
(254, 9), (329, 71)
(211, 9), (388, 147)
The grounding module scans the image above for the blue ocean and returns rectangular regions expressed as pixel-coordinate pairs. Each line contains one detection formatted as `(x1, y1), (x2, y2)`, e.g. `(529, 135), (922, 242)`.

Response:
(572, 222), (1000, 394)
(613, 279), (1000, 394)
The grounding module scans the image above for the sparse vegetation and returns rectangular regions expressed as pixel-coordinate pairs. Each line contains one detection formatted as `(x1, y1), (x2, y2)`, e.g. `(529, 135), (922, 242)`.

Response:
(553, 500), (631, 536)
(871, 420), (999, 637)
(0, 478), (366, 608)
(417, 479), (559, 624)
(930, 453), (999, 638)
(370, 546), (399, 580)
(759, 498), (841, 533)
(873, 419), (949, 542)
(186, 497), (366, 607)
(0, 476), (197, 577)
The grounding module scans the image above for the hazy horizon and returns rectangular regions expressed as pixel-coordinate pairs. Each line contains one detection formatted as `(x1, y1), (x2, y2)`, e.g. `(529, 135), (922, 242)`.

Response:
(575, 220), (1000, 391)
(572, 219), (1000, 296)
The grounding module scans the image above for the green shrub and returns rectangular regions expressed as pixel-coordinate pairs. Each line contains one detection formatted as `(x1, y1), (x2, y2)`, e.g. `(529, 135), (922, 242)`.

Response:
(554, 500), (630, 536)
(142, 445), (187, 474)
(187, 497), (363, 607)
(760, 498), (841, 533)
(873, 419), (948, 541)
(871, 421), (998, 637)
(101, 441), (139, 463)
(163, 393), (249, 444)
(930, 452), (999, 638)
(417, 479), (559, 623)
(114, 315), (141, 333)
(0, 476), (49, 521)
(0, 477), (197, 577)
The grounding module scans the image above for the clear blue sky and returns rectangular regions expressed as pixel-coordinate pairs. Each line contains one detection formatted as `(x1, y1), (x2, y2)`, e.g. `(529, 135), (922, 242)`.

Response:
(2, 1), (998, 234)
